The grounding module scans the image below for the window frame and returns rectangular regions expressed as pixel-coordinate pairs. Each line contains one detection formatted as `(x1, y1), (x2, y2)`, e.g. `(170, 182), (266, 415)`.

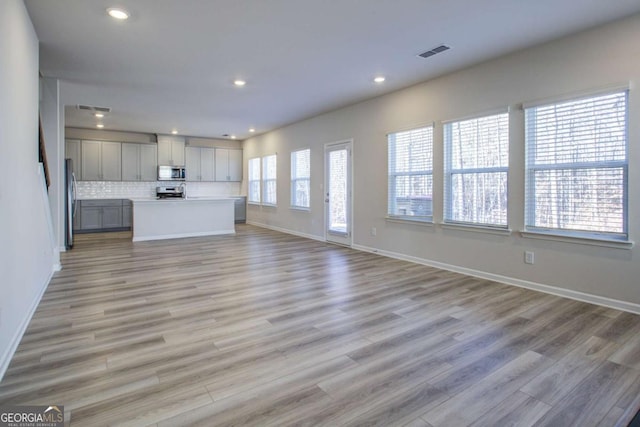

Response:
(262, 154), (277, 206)
(247, 157), (261, 205)
(387, 125), (434, 223)
(443, 110), (510, 229)
(523, 89), (629, 242)
(290, 148), (311, 210)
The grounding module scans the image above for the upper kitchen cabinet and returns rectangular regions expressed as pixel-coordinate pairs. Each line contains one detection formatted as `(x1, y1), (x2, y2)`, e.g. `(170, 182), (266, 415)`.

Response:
(65, 139), (82, 178)
(157, 135), (185, 166)
(185, 146), (215, 181)
(81, 140), (122, 181)
(215, 148), (242, 181)
(122, 143), (157, 181)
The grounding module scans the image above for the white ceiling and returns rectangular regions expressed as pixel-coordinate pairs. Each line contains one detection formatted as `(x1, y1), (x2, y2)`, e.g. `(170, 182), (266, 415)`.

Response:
(25, 0), (640, 140)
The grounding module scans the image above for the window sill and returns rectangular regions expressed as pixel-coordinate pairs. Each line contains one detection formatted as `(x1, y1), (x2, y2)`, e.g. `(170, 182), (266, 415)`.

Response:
(385, 216), (434, 227)
(290, 206), (310, 212)
(520, 230), (634, 249)
(247, 201), (260, 206)
(261, 203), (277, 208)
(441, 222), (512, 236)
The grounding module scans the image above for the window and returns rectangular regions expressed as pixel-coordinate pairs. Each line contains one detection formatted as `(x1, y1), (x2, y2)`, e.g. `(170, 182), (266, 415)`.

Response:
(444, 112), (509, 227)
(525, 91), (628, 240)
(248, 157), (261, 203)
(388, 126), (433, 221)
(262, 154), (277, 205)
(291, 149), (310, 209)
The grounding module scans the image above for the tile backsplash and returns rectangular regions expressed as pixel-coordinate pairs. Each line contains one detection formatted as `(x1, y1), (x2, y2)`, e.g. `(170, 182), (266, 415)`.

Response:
(77, 181), (242, 199)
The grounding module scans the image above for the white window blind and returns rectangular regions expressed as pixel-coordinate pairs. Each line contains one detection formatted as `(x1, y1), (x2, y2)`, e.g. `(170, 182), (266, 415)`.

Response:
(525, 91), (628, 239)
(248, 157), (261, 203)
(388, 126), (434, 220)
(444, 112), (509, 227)
(262, 154), (277, 205)
(291, 149), (310, 208)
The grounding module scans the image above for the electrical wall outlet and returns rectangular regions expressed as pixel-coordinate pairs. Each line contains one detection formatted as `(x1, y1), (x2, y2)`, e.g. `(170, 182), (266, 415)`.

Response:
(371, 227), (377, 236)
(524, 251), (535, 264)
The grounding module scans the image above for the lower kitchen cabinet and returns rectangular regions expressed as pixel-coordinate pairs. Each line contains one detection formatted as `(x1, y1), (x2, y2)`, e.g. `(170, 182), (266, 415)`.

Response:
(101, 206), (123, 228)
(233, 196), (246, 223)
(122, 201), (133, 228)
(80, 205), (102, 230)
(76, 199), (132, 232)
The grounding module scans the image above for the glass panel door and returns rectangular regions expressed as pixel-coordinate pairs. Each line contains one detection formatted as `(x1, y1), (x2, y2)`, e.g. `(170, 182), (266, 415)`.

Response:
(325, 140), (352, 246)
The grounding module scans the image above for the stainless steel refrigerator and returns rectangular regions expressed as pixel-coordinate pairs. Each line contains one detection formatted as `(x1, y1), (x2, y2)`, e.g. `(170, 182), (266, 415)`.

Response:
(65, 158), (77, 249)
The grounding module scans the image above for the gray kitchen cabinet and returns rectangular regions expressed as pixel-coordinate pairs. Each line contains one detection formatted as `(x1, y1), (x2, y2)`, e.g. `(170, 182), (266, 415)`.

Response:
(78, 199), (130, 232)
(201, 148), (215, 181)
(121, 143), (138, 181)
(101, 206), (123, 228)
(157, 135), (185, 166)
(234, 196), (246, 223)
(122, 201), (132, 228)
(81, 140), (101, 181)
(101, 142), (122, 180)
(80, 206), (102, 230)
(139, 144), (158, 181)
(73, 200), (82, 230)
(185, 147), (200, 181)
(215, 148), (242, 181)
(186, 146), (215, 181)
(122, 143), (157, 181)
(81, 140), (122, 181)
(65, 139), (82, 178)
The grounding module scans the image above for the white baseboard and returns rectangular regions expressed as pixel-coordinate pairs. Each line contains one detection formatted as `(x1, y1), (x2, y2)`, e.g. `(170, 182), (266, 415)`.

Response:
(246, 221), (325, 243)
(0, 269), (54, 381)
(247, 221), (640, 313)
(352, 243), (640, 315)
(53, 247), (62, 271)
(132, 229), (236, 242)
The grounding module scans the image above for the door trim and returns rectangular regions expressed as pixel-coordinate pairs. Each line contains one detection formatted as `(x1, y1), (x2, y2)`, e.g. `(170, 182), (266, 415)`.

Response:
(324, 139), (353, 247)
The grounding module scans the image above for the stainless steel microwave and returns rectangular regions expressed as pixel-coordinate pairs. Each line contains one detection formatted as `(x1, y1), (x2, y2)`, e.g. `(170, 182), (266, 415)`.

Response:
(158, 165), (186, 181)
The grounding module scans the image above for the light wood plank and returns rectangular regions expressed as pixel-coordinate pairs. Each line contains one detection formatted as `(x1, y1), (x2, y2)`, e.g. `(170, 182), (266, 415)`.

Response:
(0, 225), (637, 426)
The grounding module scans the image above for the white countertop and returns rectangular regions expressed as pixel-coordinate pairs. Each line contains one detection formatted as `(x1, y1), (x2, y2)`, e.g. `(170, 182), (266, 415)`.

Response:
(129, 196), (236, 203)
(78, 195), (245, 201)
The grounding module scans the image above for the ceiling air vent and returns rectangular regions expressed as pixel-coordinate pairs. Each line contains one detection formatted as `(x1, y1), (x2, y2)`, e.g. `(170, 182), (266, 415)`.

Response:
(76, 104), (112, 113)
(418, 45), (450, 59)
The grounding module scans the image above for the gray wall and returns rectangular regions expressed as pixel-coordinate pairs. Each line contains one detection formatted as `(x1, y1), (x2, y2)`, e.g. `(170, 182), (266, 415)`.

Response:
(0, 0), (57, 378)
(243, 14), (640, 310)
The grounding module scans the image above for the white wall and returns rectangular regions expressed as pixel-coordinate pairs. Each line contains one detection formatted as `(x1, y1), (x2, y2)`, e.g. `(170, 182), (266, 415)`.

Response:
(243, 13), (640, 310)
(41, 77), (64, 255)
(0, 0), (56, 378)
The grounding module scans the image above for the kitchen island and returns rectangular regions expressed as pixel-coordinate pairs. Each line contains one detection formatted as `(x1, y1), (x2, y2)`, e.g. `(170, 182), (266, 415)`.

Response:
(129, 197), (235, 242)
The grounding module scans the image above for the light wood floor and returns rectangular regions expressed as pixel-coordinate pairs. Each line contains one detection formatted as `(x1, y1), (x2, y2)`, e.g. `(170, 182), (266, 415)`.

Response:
(1, 225), (639, 426)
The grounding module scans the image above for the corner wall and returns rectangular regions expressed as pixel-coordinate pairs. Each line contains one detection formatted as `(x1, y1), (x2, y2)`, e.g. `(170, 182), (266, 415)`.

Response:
(243, 14), (640, 310)
(0, 0), (56, 378)
(41, 77), (64, 257)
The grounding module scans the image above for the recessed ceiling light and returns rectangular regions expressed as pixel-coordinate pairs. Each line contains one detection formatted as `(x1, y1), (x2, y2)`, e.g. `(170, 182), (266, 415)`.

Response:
(233, 80), (246, 87)
(374, 76), (386, 83)
(171, 130), (178, 135)
(249, 128), (255, 133)
(96, 124), (104, 128)
(107, 8), (129, 20)
(95, 113), (104, 118)
(231, 135), (237, 139)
